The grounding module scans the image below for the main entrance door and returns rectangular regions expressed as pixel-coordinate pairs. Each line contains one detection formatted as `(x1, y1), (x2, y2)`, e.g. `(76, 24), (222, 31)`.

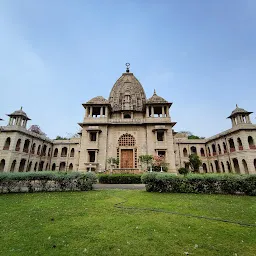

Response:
(121, 149), (134, 168)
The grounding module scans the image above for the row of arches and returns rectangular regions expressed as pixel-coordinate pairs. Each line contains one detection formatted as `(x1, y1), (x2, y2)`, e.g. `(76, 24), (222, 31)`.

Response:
(53, 147), (75, 158)
(0, 159), (75, 172)
(183, 147), (205, 157)
(3, 137), (52, 157)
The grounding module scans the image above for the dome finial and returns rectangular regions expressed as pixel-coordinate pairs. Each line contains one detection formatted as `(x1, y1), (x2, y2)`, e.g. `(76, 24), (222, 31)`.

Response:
(236, 104), (238, 108)
(153, 89), (156, 95)
(125, 63), (130, 73)
(21, 106), (23, 110)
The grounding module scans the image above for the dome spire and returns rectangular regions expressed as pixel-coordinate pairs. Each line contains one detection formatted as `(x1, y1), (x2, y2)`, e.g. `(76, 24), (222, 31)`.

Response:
(125, 63), (130, 73)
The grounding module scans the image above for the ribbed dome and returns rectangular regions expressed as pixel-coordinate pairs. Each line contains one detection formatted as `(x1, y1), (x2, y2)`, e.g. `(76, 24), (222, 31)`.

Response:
(86, 96), (109, 104)
(147, 90), (168, 104)
(109, 72), (146, 112)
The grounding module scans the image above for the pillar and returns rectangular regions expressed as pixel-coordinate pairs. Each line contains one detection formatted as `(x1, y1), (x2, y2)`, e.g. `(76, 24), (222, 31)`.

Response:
(100, 107), (103, 117)
(162, 106), (165, 117)
(105, 107), (108, 117)
(151, 106), (154, 117)
(245, 115), (251, 124)
(146, 106), (149, 117)
(166, 106), (169, 117)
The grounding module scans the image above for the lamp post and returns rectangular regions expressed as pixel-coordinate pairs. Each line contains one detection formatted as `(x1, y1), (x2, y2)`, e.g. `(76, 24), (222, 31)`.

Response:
(89, 164), (92, 172)
(160, 166), (163, 173)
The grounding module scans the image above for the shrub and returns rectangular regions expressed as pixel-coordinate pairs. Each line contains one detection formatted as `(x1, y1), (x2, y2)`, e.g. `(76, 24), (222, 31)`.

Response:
(178, 168), (189, 176)
(141, 172), (256, 195)
(0, 171), (97, 193)
(98, 174), (142, 184)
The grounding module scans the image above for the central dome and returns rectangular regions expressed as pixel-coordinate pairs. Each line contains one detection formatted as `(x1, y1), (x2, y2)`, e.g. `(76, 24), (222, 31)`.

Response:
(109, 72), (146, 112)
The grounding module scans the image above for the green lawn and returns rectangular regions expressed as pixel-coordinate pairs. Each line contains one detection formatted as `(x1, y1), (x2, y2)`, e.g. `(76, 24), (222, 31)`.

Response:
(0, 190), (256, 256)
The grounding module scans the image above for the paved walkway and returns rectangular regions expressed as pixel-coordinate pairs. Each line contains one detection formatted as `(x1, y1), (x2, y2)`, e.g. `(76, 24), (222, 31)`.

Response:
(93, 184), (146, 190)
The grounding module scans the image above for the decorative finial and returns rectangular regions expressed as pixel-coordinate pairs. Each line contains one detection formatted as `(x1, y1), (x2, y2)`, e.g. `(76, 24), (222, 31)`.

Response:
(21, 106), (23, 110)
(236, 104), (238, 108)
(125, 63), (130, 73)
(153, 89), (156, 95)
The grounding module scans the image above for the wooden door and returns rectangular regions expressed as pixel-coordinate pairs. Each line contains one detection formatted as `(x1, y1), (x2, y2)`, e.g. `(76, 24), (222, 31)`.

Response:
(121, 149), (133, 168)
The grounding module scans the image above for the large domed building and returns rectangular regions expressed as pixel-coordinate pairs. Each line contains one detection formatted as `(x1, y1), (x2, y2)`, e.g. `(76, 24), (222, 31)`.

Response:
(0, 65), (256, 174)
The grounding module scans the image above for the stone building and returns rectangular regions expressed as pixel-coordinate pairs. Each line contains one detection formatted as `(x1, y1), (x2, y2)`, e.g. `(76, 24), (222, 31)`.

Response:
(0, 66), (256, 174)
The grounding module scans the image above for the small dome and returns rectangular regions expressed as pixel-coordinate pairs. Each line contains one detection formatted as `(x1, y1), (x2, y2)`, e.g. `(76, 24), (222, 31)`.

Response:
(8, 107), (31, 120)
(228, 104), (253, 118)
(86, 96), (109, 104)
(147, 90), (168, 104)
(109, 72), (146, 112)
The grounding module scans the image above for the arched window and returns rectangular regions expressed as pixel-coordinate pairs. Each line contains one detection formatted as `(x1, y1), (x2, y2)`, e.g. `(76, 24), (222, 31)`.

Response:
(54, 148), (58, 157)
(221, 162), (225, 173)
(183, 148), (188, 157)
(10, 160), (16, 172)
(48, 148), (51, 157)
(61, 147), (68, 157)
(227, 161), (231, 173)
(3, 137), (11, 150)
(232, 158), (240, 174)
(242, 159), (249, 174)
(124, 113), (131, 119)
(70, 148), (75, 157)
(248, 136), (255, 149)
(19, 159), (26, 172)
(218, 144), (221, 155)
(200, 148), (205, 157)
(212, 144), (216, 155)
(191, 146), (197, 155)
(215, 160), (220, 173)
(27, 161), (32, 172)
(59, 162), (66, 171)
(41, 145), (47, 156)
(37, 145), (41, 155)
(208, 147), (211, 156)
(118, 133), (136, 146)
(34, 162), (38, 171)
(69, 163), (73, 171)
(202, 163), (207, 173)
(237, 137), (243, 150)
(15, 139), (21, 151)
(0, 159), (5, 172)
(52, 163), (56, 171)
(228, 138), (235, 152)
(23, 139), (30, 153)
(223, 142), (227, 153)
(31, 143), (36, 154)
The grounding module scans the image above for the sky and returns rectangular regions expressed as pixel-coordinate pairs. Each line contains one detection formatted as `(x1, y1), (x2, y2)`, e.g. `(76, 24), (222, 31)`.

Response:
(0, 0), (256, 139)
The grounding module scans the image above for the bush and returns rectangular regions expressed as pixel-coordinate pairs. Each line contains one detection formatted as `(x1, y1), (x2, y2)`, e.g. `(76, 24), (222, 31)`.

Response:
(0, 171), (97, 193)
(141, 172), (256, 195)
(98, 174), (142, 184)
(178, 168), (189, 176)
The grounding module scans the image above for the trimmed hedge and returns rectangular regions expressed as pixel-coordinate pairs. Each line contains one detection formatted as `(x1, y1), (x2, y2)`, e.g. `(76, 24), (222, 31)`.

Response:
(141, 172), (256, 195)
(0, 171), (97, 193)
(98, 174), (142, 184)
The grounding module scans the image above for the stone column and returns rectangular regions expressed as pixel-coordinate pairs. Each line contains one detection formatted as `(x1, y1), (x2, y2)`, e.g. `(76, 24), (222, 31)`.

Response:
(245, 115), (251, 124)
(100, 107), (103, 117)
(162, 106), (165, 117)
(231, 118), (235, 126)
(105, 107), (108, 117)
(8, 117), (12, 125)
(166, 106), (169, 117)
(151, 106), (154, 117)
(89, 107), (92, 117)
(146, 106), (149, 117)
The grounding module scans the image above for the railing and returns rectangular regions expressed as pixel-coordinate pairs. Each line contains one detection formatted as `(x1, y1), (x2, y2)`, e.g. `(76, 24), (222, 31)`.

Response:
(213, 152), (217, 156)
(230, 148), (236, 152)
(61, 154), (67, 157)
(201, 154), (205, 157)
(239, 146), (243, 150)
(3, 146), (10, 150)
(15, 147), (20, 151)
(249, 145), (256, 149)
(224, 150), (227, 154)
(23, 148), (29, 153)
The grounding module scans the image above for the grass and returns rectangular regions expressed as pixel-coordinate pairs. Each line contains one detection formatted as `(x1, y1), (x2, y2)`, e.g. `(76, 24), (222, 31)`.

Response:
(0, 190), (256, 256)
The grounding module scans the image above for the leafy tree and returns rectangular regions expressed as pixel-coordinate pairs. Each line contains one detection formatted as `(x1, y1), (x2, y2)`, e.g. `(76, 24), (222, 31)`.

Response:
(188, 154), (202, 172)
(107, 157), (119, 166)
(55, 136), (68, 140)
(178, 167), (189, 176)
(139, 155), (153, 170)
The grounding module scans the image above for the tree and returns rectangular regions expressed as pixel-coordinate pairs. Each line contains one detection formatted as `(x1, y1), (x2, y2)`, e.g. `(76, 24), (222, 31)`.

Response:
(179, 131), (205, 139)
(178, 167), (189, 176)
(139, 155), (153, 171)
(188, 154), (202, 172)
(55, 136), (68, 140)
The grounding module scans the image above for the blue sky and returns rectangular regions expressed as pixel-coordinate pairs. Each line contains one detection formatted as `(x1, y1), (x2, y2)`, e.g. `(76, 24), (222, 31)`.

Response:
(0, 0), (255, 139)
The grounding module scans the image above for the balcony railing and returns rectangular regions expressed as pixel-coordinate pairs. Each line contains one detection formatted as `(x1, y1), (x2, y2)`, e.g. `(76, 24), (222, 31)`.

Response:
(224, 150), (227, 154)
(239, 146), (243, 150)
(3, 146), (10, 150)
(201, 154), (205, 157)
(23, 148), (29, 153)
(230, 148), (236, 152)
(15, 147), (20, 151)
(61, 154), (67, 157)
(213, 152), (217, 156)
(249, 145), (256, 150)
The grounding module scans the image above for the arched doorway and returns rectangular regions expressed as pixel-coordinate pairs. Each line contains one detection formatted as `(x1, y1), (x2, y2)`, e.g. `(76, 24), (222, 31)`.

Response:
(59, 162), (66, 171)
(19, 159), (26, 172)
(69, 163), (73, 171)
(0, 159), (5, 172)
(242, 159), (249, 174)
(10, 160), (16, 172)
(183, 148), (188, 157)
(52, 163), (56, 171)
(118, 133), (136, 168)
(202, 163), (207, 173)
(232, 158), (240, 174)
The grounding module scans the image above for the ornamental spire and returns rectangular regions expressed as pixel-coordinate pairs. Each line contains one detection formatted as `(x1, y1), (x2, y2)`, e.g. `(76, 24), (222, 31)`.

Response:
(125, 63), (130, 73)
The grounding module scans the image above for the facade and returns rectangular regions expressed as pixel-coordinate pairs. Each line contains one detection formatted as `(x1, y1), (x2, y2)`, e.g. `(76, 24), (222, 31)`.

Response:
(0, 66), (256, 174)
